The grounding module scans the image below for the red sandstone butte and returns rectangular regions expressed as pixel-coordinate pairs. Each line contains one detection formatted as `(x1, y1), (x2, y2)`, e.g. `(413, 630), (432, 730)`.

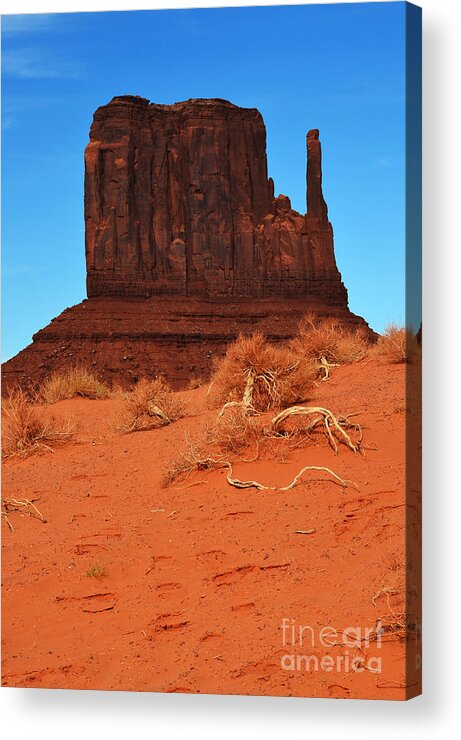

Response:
(3, 96), (371, 391)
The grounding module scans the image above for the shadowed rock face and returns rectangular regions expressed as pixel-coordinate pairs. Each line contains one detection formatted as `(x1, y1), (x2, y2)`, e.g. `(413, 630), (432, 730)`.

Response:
(3, 96), (373, 392)
(85, 95), (347, 305)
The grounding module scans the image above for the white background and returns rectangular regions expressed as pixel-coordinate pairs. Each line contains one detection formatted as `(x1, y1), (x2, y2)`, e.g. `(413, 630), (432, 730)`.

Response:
(1, 0), (460, 737)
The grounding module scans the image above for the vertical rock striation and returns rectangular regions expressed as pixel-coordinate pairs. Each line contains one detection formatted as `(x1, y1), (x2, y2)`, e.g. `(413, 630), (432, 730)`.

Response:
(85, 95), (346, 304)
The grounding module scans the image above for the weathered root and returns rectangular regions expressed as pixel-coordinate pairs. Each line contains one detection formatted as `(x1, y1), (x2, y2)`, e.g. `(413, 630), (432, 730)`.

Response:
(218, 401), (247, 417)
(218, 370), (256, 417)
(270, 405), (361, 454)
(369, 587), (421, 643)
(1, 510), (13, 532)
(166, 448), (356, 492)
(1, 498), (45, 531)
(372, 612), (421, 643)
(319, 355), (339, 381)
(147, 402), (171, 425)
(223, 461), (268, 490)
(278, 465), (356, 491)
(223, 461), (357, 492)
(242, 370), (255, 408)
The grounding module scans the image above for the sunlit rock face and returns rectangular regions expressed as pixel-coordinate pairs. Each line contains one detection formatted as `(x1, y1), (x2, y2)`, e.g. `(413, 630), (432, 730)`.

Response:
(84, 96), (347, 305)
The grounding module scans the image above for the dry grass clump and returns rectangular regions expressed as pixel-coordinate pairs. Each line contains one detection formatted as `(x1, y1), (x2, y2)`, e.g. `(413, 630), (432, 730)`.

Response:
(2, 389), (74, 458)
(290, 314), (369, 373)
(163, 407), (263, 486)
(334, 328), (370, 364)
(85, 562), (106, 579)
(206, 405), (263, 455)
(40, 366), (110, 403)
(162, 436), (216, 487)
(374, 324), (420, 363)
(116, 377), (186, 433)
(209, 332), (317, 412)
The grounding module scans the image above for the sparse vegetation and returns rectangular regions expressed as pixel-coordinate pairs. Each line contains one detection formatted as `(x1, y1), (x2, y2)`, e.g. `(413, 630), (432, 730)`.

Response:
(116, 377), (186, 433)
(209, 332), (317, 412)
(161, 436), (217, 487)
(163, 436), (356, 491)
(2, 389), (75, 458)
(163, 406), (265, 487)
(85, 563), (106, 579)
(163, 398), (361, 490)
(290, 314), (369, 375)
(164, 323), (368, 488)
(374, 323), (419, 363)
(40, 366), (110, 403)
(206, 405), (262, 455)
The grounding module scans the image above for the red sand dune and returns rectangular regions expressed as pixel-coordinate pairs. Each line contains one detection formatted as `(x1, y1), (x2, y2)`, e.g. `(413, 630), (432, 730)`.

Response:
(1, 356), (419, 699)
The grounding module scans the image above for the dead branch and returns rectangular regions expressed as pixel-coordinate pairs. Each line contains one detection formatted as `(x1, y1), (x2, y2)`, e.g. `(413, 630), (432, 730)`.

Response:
(147, 402), (171, 424)
(1, 498), (46, 530)
(218, 370), (256, 417)
(223, 461), (357, 492)
(270, 405), (361, 454)
(319, 355), (339, 381)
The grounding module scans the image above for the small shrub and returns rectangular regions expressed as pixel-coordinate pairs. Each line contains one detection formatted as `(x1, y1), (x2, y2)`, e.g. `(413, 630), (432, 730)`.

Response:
(290, 314), (369, 367)
(206, 405), (262, 455)
(375, 324), (419, 363)
(2, 389), (74, 458)
(334, 327), (370, 363)
(40, 366), (110, 403)
(116, 377), (185, 433)
(162, 436), (214, 487)
(85, 563), (106, 579)
(209, 333), (317, 412)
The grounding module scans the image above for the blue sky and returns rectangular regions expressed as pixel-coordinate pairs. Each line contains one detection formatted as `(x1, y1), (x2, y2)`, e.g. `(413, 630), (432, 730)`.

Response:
(2, 2), (408, 361)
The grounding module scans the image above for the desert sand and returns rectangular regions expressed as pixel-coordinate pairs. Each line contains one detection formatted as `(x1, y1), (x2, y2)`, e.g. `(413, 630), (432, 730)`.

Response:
(1, 355), (419, 699)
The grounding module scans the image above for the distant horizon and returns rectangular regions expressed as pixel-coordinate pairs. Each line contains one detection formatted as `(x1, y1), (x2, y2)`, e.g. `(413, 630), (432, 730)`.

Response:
(2, 3), (410, 361)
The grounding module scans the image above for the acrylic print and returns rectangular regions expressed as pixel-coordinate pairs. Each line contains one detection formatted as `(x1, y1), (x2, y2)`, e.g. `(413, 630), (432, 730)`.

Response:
(1, 2), (422, 699)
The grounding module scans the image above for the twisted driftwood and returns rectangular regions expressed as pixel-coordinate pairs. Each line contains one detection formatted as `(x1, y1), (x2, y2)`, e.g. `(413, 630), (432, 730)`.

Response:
(270, 405), (361, 454)
(222, 460), (357, 491)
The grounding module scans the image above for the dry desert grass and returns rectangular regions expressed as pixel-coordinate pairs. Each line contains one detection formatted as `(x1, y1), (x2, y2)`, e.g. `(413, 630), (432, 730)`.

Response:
(289, 314), (369, 373)
(116, 377), (186, 433)
(85, 563), (106, 579)
(39, 366), (110, 403)
(2, 389), (75, 458)
(374, 323), (420, 363)
(161, 435), (215, 488)
(209, 332), (317, 413)
(164, 320), (369, 487)
(205, 404), (262, 455)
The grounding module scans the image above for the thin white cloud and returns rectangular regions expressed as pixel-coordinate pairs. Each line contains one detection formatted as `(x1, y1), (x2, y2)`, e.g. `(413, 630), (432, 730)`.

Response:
(2, 47), (85, 79)
(1, 13), (59, 35)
